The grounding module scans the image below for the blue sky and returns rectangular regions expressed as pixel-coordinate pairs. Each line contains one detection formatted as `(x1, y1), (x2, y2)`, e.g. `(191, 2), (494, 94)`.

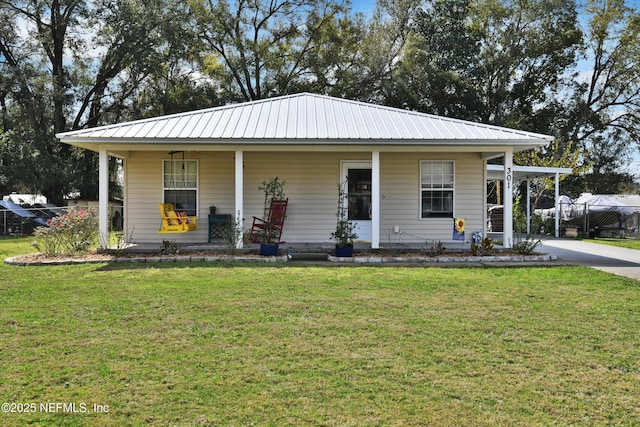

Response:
(350, 0), (376, 14)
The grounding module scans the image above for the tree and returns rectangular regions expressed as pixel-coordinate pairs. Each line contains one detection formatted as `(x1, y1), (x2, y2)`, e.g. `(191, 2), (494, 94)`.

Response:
(0, 0), (194, 203)
(471, 0), (582, 128)
(514, 139), (587, 210)
(0, 0), (88, 202)
(287, 11), (366, 98)
(561, 0), (640, 175)
(133, 66), (225, 118)
(189, 0), (353, 101)
(75, 0), (200, 126)
(386, 0), (484, 118)
(387, 0), (582, 127)
(390, 0), (640, 197)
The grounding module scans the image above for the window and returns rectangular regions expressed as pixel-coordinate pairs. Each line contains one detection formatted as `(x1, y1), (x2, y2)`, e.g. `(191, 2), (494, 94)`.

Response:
(346, 168), (372, 221)
(163, 159), (198, 216)
(420, 160), (454, 218)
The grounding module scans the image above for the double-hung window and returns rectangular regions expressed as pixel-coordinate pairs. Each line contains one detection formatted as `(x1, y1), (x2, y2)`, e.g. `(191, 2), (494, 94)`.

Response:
(163, 159), (198, 216)
(420, 160), (454, 218)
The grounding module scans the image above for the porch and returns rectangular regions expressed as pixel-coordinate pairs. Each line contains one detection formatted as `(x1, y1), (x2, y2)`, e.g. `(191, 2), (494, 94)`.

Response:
(116, 150), (491, 249)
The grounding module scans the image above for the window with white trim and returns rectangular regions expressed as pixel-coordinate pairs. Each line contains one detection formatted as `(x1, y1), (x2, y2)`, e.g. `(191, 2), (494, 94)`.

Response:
(163, 159), (198, 216)
(420, 160), (454, 218)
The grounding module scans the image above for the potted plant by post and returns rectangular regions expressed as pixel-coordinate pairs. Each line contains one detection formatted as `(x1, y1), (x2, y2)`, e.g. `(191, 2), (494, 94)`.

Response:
(331, 179), (358, 257)
(255, 177), (287, 256)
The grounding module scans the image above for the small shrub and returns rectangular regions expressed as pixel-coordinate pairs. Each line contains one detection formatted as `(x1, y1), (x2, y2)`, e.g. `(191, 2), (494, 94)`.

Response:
(513, 195), (528, 233)
(531, 214), (554, 235)
(160, 240), (180, 255)
(470, 242), (479, 256)
(427, 240), (446, 256)
(32, 208), (98, 256)
(111, 228), (135, 256)
(512, 235), (541, 255)
(31, 237), (59, 257)
(384, 228), (405, 256)
(470, 237), (495, 256)
(332, 180), (358, 248)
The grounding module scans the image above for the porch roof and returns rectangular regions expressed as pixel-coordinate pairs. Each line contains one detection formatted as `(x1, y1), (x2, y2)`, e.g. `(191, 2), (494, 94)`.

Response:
(486, 164), (573, 181)
(57, 93), (553, 153)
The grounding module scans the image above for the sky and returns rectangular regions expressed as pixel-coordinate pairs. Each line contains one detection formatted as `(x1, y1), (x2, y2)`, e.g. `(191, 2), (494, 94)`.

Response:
(350, 0), (377, 14)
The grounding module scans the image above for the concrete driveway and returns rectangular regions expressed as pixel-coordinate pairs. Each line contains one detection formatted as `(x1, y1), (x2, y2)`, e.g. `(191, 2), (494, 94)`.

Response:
(540, 239), (640, 280)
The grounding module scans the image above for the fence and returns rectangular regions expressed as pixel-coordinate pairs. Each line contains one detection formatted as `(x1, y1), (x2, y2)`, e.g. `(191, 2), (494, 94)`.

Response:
(556, 202), (640, 239)
(0, 205), (123, 237)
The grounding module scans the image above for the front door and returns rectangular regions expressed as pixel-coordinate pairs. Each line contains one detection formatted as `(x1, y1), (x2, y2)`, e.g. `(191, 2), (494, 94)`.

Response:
(342, 162), (372, 241)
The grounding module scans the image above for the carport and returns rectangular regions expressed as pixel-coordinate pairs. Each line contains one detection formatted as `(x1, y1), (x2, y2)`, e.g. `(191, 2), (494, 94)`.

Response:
(487, 164), (573, 238)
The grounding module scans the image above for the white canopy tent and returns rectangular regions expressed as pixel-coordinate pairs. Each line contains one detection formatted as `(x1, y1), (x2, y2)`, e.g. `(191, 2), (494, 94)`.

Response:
(536, 193), (640, 238)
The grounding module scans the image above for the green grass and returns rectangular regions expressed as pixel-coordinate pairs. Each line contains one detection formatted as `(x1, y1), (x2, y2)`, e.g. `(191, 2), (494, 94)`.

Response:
(1, 238), (639, 426)
(583, 237), (640, 250)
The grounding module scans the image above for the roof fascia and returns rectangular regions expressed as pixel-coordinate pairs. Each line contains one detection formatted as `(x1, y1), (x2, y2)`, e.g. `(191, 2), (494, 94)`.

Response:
(64, 141), (548, 155)
(486, 164), (573, 181)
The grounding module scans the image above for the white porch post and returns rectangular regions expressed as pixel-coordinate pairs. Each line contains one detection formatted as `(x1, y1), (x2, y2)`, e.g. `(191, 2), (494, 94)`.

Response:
(503, 150), (513, 248)
(371, 151), (380, 249)
(554, 172), (560, 238)
(526, 178), (531, 235)
(99, 148), (109, 249)
(235, 150), (244, 249)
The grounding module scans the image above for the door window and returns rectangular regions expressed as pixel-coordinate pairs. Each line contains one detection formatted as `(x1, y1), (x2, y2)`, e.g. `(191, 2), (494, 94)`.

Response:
(347, 168), (372, 221)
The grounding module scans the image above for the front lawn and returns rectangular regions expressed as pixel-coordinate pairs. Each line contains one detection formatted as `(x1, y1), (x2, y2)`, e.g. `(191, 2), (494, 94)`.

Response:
(1, 238), (638, 426)
(583, 237), (640, 250)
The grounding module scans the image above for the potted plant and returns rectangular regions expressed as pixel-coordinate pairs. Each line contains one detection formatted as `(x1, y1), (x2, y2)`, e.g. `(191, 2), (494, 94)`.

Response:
(331, 179), (358, 257)
(256, 177), (287, 256)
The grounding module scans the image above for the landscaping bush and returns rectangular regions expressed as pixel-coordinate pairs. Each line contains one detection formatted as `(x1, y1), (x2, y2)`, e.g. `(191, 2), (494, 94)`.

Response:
(512, 235), (541, 254)
(470, 237), (495, 256)
(32, 208), (98, 256)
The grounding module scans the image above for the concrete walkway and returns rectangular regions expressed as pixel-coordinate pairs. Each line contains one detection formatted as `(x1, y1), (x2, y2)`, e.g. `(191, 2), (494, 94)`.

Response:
(540, 239), (640, 280)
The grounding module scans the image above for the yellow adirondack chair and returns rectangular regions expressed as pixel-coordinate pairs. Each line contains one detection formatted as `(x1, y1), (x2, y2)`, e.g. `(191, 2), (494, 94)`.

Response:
(158, 203), (198, 233)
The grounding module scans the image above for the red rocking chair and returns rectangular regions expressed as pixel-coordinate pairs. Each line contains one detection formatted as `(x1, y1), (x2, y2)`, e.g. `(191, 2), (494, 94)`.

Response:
(249, 199), (288, 244)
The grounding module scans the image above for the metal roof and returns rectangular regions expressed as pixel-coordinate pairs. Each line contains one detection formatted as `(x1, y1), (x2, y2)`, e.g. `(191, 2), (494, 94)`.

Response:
(57, 93), (553, 146)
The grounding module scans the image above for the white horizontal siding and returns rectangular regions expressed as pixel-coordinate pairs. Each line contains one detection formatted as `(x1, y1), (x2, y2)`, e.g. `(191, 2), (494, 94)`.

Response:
(125, 152), (163, 241)
(379, 153), (484, 244)
(125, 151), (235, 244)
(454, 154), (485, 238)
(242, 152), (370, 244)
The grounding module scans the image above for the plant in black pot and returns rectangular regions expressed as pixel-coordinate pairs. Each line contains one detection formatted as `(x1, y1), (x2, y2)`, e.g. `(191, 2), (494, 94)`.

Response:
(331, 179), (358, 257)
(252, 177), (287, 256)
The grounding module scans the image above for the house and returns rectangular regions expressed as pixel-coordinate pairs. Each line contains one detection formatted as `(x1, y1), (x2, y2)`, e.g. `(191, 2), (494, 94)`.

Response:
(56, 93), (554, 249)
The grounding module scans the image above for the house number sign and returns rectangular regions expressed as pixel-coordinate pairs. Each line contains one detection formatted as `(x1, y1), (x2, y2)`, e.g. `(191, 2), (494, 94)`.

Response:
(506, 167), (512, 189)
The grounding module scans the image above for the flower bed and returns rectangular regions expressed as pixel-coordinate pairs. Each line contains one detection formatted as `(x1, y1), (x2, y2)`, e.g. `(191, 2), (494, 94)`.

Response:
(5, 249), (556, 266)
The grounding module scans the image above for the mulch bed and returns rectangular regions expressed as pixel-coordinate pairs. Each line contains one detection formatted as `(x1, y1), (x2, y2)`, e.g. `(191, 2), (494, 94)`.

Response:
(5, 250), (555, 266)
